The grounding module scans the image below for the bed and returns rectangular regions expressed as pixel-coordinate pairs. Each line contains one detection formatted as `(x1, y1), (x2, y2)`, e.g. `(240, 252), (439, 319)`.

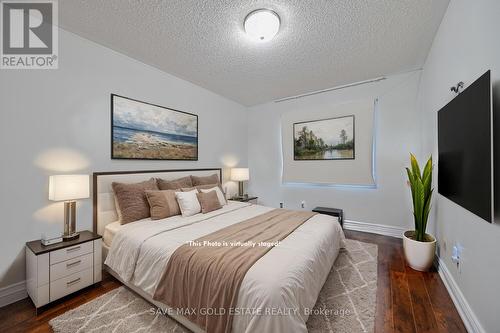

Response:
(93, 168), (345, 333)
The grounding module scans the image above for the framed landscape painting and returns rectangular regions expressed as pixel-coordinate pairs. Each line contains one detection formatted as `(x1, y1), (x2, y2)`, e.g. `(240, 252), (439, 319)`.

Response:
(294, 115), (354, 160)
(111, 94), (198, 160)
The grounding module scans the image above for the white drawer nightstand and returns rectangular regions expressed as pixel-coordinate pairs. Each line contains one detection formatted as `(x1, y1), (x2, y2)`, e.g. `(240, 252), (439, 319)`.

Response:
(25, 230), (102, 308)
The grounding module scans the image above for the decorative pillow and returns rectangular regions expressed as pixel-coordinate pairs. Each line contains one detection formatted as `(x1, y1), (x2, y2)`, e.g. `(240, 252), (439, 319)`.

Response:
(199, 186), (226, 206)
(113, 195), (123, 222)
(157, 176), (193, 190)
(112, 178), (158, 224)
(197, 184), (221, 191)
(191, 174), (220, 186)
(180, 187), (199, 192)
(196, 190), (222, 214)
(145, 190), (181, 220)
(175, 190), (201, 217)
(181, 184), (222, 192)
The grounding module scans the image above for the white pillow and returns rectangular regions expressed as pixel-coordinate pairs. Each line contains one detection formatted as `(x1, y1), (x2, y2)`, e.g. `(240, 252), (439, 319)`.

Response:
(175, 190), (201, 217)
(200, 187), (227, 206)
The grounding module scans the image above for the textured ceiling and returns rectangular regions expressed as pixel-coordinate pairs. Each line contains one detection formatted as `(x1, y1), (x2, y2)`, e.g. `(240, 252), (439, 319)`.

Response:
(59, 0), (450, 106)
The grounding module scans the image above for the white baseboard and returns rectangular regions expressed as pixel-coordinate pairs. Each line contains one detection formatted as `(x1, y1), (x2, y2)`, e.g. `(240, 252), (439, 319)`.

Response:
(0, 280), (27, 308)
(435, 257), (485, 333)
(343, 219), (405, 238)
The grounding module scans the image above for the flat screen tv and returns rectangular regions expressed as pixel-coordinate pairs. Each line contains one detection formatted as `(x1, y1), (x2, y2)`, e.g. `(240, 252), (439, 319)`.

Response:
(438, 70), (493, 223)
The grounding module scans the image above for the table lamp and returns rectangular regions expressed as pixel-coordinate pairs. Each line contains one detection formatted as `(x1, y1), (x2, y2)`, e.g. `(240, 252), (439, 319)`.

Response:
(49, 174), (89, 241)
(231, 168), (249, 198)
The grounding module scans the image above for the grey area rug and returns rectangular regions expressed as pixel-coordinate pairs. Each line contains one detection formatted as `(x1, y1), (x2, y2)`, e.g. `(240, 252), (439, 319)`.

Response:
(50, 239), (377, 333)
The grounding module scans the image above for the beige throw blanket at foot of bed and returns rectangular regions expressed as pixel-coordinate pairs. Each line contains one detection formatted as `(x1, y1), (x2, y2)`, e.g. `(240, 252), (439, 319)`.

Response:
(153, 209), (317, 333)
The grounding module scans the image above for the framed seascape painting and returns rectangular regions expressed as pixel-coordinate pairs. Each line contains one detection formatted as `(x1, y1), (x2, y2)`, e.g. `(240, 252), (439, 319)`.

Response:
(293, 115), (355, 160)
(111, 94), (198, 160)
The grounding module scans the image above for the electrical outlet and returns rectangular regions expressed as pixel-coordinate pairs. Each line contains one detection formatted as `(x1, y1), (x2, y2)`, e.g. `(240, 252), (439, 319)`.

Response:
(451, 243), (464, 273)
(279, 202), (284, 208)
(301, 201), (306, 208)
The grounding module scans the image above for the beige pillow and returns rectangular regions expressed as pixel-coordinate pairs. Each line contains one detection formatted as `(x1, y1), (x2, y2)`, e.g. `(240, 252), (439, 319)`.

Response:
(113, 195), (123, 222)
(180, 187), (199, 192)
(196, 190), (222, 214)
(199, 186), (227, 206)
(145, 190), (181, 220)
(181, 183), (225, 194)
(112, 178), (158, 224)
(157, 176), (193, 190)
(191, 174), (220, 186)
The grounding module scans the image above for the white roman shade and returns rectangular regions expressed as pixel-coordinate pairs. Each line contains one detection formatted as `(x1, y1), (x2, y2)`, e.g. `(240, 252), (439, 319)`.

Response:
(281, 100), (376, 186)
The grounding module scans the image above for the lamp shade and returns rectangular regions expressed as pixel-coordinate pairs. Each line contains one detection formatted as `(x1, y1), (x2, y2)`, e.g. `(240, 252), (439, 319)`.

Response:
(49, 175), (90, 201)
(231, 168), (249, 181)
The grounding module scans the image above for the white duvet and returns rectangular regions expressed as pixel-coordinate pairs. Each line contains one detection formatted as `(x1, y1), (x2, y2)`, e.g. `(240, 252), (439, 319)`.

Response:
(105, 202), (345, 333)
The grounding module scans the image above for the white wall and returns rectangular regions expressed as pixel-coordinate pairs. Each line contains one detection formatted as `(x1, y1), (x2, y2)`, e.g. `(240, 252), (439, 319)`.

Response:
(418, 1), (500, 332)
(3, 4), (498, 330)
(247, 71), (422, 230)
(0, 29), (248, 289)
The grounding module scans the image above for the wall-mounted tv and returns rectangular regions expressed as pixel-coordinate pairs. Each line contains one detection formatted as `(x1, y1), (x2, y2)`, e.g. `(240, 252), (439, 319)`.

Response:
(438, 70), (493, 223)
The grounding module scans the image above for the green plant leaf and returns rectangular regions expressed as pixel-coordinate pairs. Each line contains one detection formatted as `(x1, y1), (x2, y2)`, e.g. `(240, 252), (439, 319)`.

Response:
(410, 153), (421, 181)
(422, 189), (433, 236)
(413, 212), (419, 236)
(414, 178), (424, 237)
(406, 167), (416, 208)
(406, 154), (433, 242)
(423, 171), (432, 199)
(422, 156), (432, 182)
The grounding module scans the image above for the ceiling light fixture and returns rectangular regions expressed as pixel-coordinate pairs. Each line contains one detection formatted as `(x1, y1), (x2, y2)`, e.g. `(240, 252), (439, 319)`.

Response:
(244, 9), (280, 42)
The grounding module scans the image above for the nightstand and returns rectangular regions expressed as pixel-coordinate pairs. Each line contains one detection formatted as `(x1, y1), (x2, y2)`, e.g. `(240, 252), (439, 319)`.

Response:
(230, 196), (258, 204)
(312, 207), (344, 228)
(25, 230), (102, 308)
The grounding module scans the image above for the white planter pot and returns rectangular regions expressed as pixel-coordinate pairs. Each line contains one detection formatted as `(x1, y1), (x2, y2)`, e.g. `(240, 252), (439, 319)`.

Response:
(403, 230), (436, 271)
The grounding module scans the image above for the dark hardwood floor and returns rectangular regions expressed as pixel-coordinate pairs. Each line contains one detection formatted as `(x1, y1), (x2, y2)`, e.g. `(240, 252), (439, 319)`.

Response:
(0, 231), (466, 333)
(344, 230), (466, 333)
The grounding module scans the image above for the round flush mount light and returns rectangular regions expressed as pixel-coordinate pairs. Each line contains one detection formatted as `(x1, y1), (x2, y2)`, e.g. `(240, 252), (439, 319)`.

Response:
(244, 9), (280, 42)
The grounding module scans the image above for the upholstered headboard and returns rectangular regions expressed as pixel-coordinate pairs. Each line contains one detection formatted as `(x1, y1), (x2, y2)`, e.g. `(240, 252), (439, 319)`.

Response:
(92, 168), (222, 235)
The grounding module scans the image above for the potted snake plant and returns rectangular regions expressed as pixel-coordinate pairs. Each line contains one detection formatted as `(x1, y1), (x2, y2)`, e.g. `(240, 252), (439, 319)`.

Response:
(403, 154), (436, 271)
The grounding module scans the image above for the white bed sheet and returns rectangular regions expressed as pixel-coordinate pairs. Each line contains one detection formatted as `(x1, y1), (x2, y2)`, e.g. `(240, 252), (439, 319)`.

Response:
(103, 221), (122, 247)
(105, 202), (345, 333)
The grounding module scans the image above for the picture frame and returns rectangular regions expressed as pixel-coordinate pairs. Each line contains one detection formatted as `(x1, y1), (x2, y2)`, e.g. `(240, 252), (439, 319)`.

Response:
(293, 115), (355, 160)
(111, 94), (198, 161)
